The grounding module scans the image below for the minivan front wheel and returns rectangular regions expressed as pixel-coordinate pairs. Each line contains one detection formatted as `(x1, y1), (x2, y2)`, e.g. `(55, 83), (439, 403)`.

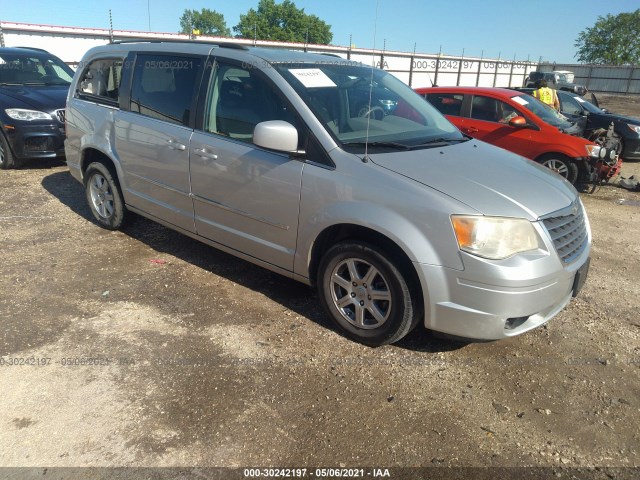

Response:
(317, 242), (420, 346)
(537, 154), (579, 184)
(84, 162), (127, 230)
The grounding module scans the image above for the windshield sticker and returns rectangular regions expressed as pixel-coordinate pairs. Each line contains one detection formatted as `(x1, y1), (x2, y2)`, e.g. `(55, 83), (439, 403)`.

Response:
(575, 97), (586, 103)
(289, 69), (336, 88)
(512, 96), (529, 106)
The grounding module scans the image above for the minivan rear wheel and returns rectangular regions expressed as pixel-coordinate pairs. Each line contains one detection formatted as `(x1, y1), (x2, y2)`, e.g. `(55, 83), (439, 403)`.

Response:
(537, 154), (579, 184)
(317, 242), (420, 346)
(84, 162), (127, 230)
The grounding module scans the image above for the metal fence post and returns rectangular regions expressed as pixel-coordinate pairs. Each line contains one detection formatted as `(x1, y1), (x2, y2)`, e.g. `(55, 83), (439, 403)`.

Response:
(476, 52), (483, 86)
(456, 49), (464, 86)
(626, 67), (635, 94)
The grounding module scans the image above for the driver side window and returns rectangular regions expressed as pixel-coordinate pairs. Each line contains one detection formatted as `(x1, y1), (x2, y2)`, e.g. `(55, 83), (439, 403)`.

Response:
(204, 62), (296, 143)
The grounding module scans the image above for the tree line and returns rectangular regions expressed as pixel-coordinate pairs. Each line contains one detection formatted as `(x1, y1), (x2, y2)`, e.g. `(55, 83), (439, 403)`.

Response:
(179, 0), (332, 45)
(179, 2), (639, 65)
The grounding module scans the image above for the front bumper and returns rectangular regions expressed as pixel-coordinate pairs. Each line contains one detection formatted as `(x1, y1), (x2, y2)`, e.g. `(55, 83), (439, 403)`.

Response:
(415, 216), (591, 341)
(3, 122), (66, 161)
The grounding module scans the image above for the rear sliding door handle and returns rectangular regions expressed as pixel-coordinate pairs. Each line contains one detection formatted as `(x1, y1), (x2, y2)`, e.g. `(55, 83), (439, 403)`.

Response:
(166, 139), (186, 151)
(194, 147), (218, 160)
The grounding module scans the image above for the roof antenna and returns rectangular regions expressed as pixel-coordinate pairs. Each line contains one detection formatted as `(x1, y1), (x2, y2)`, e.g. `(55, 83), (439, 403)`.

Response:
(108, 10), (114, 44)
(363, 0), (380, 163)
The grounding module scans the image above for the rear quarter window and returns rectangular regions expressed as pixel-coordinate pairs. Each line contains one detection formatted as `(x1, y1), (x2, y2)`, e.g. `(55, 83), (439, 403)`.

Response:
(77, 58), (124, 106)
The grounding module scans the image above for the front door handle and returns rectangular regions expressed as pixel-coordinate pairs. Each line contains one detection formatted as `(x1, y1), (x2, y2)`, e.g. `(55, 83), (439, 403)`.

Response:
(166, 139), (186, 151)
(194, 147), (218, 160)
(463, 126), (479, 133)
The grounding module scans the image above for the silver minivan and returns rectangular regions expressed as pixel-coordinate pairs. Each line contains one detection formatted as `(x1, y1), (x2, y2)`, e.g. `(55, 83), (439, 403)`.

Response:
(65, 41), (591, 346)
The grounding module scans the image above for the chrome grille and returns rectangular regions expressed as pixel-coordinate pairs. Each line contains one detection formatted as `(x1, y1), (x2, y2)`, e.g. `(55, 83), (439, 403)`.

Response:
(55, 109), (66, 123)
(542, 202), (588, 263)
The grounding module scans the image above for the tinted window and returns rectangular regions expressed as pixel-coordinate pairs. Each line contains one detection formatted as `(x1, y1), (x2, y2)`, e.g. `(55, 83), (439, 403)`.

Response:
(425, 93), (464, 116)
(204, 62), (297, 142)
(77, 58), (123, 104)
(130, 55), (202, 126)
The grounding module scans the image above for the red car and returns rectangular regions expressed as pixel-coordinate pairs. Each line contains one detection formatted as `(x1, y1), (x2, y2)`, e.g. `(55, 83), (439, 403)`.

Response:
(415, 86), (606, 185)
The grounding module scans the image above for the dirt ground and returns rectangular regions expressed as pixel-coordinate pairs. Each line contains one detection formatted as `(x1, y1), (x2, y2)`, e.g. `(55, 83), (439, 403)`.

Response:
(0, 95), (639, 480)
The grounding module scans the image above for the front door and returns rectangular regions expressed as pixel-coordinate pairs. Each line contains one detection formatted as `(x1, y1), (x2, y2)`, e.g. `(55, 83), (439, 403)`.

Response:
(189, 60), (304, 271)
(465, 94), (535, 159)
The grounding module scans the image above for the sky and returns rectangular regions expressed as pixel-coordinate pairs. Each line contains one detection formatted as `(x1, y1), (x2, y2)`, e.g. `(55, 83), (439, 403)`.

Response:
(1, 0), (638, 63)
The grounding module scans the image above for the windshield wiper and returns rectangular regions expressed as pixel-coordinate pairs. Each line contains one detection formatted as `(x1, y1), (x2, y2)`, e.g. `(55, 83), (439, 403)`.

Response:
(411, 137), (470, 147)
(342, 141), (412, 150)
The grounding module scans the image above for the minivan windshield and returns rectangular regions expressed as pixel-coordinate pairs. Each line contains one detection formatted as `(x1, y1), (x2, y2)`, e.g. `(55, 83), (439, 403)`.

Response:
(510, 93), (574, 131)
(0, 52), (74, 86)
(275, 62), (465, 151)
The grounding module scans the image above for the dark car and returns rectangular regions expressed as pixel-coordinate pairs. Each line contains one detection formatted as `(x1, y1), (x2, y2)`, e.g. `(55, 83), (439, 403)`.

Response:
(0, 47), (74, 169)
(557, 90), (640, 161)
(524, 71), (587, 96)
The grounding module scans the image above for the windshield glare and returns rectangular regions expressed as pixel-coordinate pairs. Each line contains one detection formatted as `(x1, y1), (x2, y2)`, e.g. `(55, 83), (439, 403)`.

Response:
(276, 63), (463, 149)
(0, 53), (74, 85)
(512, 93), (574, 130)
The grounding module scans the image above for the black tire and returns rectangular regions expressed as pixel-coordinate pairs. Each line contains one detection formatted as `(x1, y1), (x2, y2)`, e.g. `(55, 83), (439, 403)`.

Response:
(0, 132), (20, 170)
(317, 242), (421, 346)
(537, 154), (579, 185)
(615, 137), (625, 158)
(83, 162), (127, 230)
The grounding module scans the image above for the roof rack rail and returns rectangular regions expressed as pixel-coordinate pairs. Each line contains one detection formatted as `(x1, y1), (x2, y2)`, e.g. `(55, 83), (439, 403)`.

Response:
(109, 39), (250, 50)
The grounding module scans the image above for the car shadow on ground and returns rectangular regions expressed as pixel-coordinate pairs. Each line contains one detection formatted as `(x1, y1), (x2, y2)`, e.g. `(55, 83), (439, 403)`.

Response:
(42, 170), (467, 354)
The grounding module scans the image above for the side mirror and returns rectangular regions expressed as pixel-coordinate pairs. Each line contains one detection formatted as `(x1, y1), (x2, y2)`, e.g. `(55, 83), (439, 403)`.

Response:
(509, 116), (528, 128)
(253, 120), (299, 153)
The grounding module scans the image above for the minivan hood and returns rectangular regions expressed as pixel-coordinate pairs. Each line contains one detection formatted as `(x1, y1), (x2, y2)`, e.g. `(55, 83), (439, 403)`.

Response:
(0, 84), (69, 112)
(369, 140), (576, 220)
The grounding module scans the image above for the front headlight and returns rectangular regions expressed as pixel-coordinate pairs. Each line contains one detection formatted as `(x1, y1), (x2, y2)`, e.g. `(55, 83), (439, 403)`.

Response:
(451, 215), (545, 260)
(585, 144), (603, 158)
(5, 109), (52, 121)
(627, 123), (640, 135)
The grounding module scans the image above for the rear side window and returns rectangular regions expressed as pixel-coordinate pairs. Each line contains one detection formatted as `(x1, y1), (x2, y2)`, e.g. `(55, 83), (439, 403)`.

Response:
(130, 54), (202, 126)
(425, 93), (464, 116)
(77, 58), (123, 105)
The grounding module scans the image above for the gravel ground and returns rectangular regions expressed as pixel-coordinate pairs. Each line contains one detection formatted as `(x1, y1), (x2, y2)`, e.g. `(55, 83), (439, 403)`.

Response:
(0, 95), (639, 480)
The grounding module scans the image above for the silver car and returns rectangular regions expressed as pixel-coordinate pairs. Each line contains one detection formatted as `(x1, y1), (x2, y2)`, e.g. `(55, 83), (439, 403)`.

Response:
(64, 42), (591, 346)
